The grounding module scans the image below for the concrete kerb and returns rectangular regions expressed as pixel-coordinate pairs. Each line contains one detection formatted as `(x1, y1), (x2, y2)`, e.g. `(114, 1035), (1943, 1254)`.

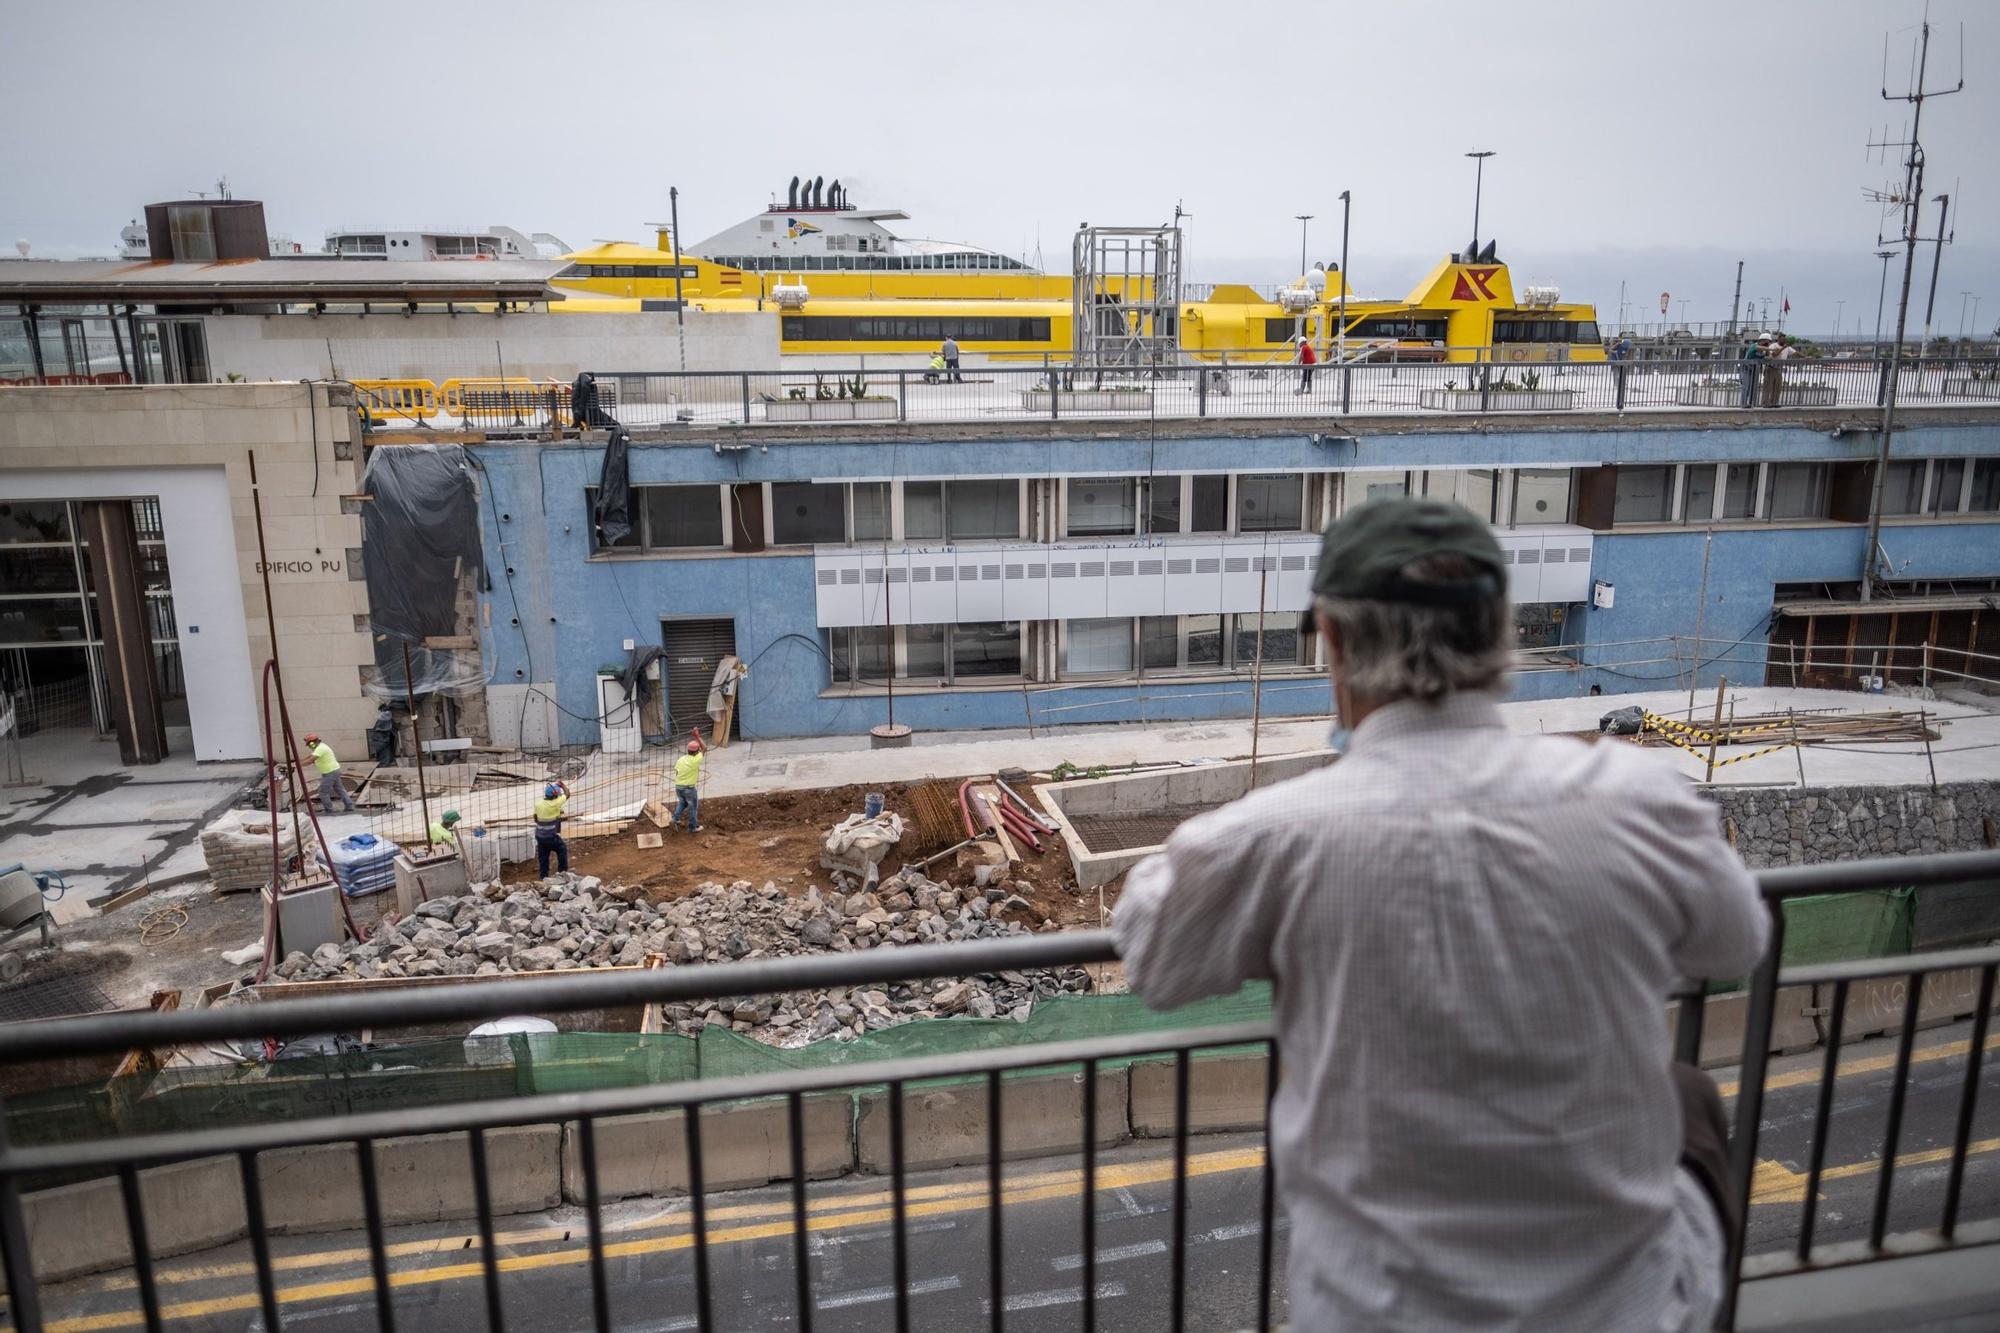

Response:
(855, 1066), (1129, 1173)
(19, 1155), (244, 1285)
(559, 1094), (854, 1204)
(257, 1124), (561, 1233)
(1128, 1049), (1272, 1137)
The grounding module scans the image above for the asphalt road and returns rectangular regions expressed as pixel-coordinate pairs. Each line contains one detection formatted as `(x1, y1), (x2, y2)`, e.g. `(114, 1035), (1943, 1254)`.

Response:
(22, 1021), (1999, 1333)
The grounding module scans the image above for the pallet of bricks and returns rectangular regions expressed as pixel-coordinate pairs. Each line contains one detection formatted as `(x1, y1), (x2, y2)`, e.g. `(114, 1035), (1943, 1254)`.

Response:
(200, 809), (310, 895)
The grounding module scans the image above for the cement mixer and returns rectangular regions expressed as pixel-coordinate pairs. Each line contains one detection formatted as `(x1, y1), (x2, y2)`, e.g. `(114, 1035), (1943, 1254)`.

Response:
(0, 863), (60, 982)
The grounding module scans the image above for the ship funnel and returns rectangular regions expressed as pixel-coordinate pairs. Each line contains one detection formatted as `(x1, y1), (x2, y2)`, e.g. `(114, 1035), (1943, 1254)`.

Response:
(789, 176), (800, 209)
(830, 178), (842, 208)
(1479, 239), (1498, 264)
(812, 176), (824, 208)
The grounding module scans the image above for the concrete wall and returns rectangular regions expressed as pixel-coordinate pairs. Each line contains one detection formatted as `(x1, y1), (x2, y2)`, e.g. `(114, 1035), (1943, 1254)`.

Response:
(465, 417), (2000, 741)
(204, 310), (781, 383)
(0, 383), (376, 759)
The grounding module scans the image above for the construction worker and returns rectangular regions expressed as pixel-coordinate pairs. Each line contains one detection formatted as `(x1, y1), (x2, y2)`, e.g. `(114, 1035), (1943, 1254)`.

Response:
(534, 782), (570, 877)
(301, 733), (355, 814)
(672, 735), (706, 833)
(428, 809), (461, 852)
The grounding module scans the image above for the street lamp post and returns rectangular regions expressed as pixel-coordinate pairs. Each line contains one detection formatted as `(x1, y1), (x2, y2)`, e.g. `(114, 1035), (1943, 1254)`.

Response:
(1337, 190), (1351, 364)
(1873, 248), (1896, 356)
(1465, 150), (1496, 255)
(1294, 214), (1313, 278)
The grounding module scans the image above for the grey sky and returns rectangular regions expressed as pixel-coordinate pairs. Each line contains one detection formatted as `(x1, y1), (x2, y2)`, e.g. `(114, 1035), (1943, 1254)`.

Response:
(7, 0), (1995, 334)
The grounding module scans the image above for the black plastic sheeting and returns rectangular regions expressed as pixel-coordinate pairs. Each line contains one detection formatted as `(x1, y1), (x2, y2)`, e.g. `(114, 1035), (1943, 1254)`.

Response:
(361, 444), (488, 698)
(593, 425), (633, 546)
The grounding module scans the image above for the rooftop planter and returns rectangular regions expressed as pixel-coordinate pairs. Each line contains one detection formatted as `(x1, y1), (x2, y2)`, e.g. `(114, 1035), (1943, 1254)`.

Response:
(1417, 387), (1577, 412)
(764, 397), (898, 422)
(1020, 386), (1154, 412)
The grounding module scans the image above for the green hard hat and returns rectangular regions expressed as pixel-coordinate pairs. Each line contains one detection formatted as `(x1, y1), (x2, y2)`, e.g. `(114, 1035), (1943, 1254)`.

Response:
(441, 810), (461, 825)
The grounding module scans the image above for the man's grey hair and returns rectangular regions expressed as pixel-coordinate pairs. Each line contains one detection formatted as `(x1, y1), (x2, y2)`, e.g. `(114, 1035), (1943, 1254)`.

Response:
(1314, 554), (1511, 704)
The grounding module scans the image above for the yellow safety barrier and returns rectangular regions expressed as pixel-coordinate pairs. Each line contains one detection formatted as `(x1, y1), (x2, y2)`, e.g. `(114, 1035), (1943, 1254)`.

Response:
(1640, 712), (1789, 746)
(352, 378), (441, 424)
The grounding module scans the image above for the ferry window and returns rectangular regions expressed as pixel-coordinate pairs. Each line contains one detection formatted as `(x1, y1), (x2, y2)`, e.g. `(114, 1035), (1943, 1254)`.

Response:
(643, 485), (725, 550)
(1929, 459), (1965, 513)
(1574, 321), (1601, 343)
(1351, 317), (1448, 342)
(1512, 469), (1573, 525)
(1765, 463), (1831, 521)
(555, 264), (585, 278)
(1238, 473), (1304, 532)
(1880, 460), (1927, 516)
(613, 266), (637, 278)
(1067, 478), (1138, 536)
(782, 317), (806, 339)
(770, 482), (846, 545)
(1613, 466), (1675, 525)
(1265, 318), (1302, 343)
(1190, 476), (1230, 532)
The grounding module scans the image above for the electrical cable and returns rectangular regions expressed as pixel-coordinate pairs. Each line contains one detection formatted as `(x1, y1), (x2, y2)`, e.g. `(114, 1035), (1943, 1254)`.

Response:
(303, 381), (320, 499)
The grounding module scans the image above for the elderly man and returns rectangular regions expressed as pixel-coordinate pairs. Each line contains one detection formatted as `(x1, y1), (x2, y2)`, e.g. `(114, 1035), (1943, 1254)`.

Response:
(1114, 497), (1768, 1331)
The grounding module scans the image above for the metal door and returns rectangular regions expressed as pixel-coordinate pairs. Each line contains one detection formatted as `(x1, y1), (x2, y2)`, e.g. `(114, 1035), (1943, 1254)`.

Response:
(660, 617), (738, 741)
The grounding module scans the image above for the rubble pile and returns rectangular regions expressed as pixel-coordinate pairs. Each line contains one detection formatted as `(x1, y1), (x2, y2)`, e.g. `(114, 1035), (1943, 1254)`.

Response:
(269, 869), (1088, 1043)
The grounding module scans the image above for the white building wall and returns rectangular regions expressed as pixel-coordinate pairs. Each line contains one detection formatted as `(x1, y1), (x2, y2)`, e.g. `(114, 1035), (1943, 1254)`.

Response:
(202, 310), (780, 383)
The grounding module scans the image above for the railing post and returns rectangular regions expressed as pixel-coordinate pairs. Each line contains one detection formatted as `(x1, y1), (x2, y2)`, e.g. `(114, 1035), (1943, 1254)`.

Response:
(1876, 357), (1891, 408)
(1050, 369), (1060, 421)
(898, 370), (907, 423)
(741, 372), (752, 425)
(1719, 903), (1786, 1331)
(1479, 361), (1492, 413)
(1197, 361), (1208, 417)
(1614, 362), (1628, 412)
(1341, 360), (1352, 414)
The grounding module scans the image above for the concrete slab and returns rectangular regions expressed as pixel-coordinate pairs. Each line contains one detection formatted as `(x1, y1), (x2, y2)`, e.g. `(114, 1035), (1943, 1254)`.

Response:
(855, 1067), (1128, 1173)
(559, 1094), (854, 1202)
(37, 778), (252, 827)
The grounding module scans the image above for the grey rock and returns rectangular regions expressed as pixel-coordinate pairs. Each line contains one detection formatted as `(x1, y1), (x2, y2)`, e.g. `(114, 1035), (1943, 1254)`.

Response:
(473, 931), (512, 959)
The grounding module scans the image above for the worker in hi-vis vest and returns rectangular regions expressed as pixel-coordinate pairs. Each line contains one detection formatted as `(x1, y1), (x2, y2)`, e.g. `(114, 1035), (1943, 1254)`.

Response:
(428, 809), (461, 853)
(672, 732), (706, 833)
(301, 733), (355, 814)
(534, 782), (570, 877)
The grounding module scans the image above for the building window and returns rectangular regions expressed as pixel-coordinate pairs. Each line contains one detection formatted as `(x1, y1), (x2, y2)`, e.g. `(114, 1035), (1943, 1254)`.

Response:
(1880, 461), (1928, 517)
(642, 485), (726, 549)
(1929, 460), (1966, 515)
(952, 621), (1023, 677)
(1064, 617), (1135, 675)
(1613, 466), (1675, 525)
(905, 624), (948, 679)
(904, 479), (1021, 542)
(1766, 463), (1831, 521)
(770, 482), (847, 545)
(1185, 613), (1224, 668)
(1965, 460), (2000, 514)
(1345, 470), (1409, 513)
(1682, 465), (1717, 523)
(1066, 478), (1138, 537)
(1140, 615), (1180, 670)
(1143, 476), (1183, 534)
(1423, 469), (1497, 522)
(1237, 473), (1305, 532)
(1189, 476), (1229, 532)
(1721, 464), (1758, 520)
(1232, 612), (1309, 668)
(852, 482), (891, 541)
(1513, 469), (1573, 525)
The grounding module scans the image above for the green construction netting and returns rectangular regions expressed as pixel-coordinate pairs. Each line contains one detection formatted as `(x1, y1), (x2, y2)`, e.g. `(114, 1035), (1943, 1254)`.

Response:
(1780, 889), (1915, 966)
(5, 986), (1273, 1152)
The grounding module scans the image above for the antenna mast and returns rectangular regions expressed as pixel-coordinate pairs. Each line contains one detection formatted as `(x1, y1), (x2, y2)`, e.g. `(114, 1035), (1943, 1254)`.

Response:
(1858, 14), (1962, 604)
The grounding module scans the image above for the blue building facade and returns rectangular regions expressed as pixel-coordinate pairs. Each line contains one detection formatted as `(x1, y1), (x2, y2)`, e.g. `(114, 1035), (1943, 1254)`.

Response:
(462, 414), (2000, 744)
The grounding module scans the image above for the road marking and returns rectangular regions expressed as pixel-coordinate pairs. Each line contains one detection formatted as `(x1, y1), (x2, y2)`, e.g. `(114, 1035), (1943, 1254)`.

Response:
(1717, 1033), (2000, 1100)
(816, 1275), (961, 1310)
(1751, 1136), (2000, 1205)
(1050, 1239), (1167, 1271)
(33, 1149), (1268, 1331)
(989, 1281), (1127, 1312)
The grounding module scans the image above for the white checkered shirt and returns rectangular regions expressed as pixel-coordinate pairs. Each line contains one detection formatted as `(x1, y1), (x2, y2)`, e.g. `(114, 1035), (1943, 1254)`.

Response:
(1114, 692), (1768, 1330)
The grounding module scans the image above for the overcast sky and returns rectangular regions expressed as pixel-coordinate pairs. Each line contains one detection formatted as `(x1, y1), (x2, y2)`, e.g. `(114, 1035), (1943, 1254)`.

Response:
(7, 0), (1995, 335)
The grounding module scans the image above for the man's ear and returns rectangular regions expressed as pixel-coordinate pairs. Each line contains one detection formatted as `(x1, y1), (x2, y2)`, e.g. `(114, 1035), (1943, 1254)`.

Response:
(1315, 611), (1342, 670)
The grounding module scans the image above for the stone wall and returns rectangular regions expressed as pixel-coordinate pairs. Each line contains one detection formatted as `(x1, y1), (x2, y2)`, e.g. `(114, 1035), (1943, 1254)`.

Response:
(1705, 781), (2000, 868)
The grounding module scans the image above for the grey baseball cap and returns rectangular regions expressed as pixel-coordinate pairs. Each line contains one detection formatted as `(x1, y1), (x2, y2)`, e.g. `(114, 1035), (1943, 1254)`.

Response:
(1300, 497), (1506, 631)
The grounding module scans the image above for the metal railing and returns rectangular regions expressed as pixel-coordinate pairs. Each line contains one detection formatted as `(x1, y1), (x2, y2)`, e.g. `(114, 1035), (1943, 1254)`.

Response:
(0, 851), (1995, 1331)
(520, 357), (2000, 434)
